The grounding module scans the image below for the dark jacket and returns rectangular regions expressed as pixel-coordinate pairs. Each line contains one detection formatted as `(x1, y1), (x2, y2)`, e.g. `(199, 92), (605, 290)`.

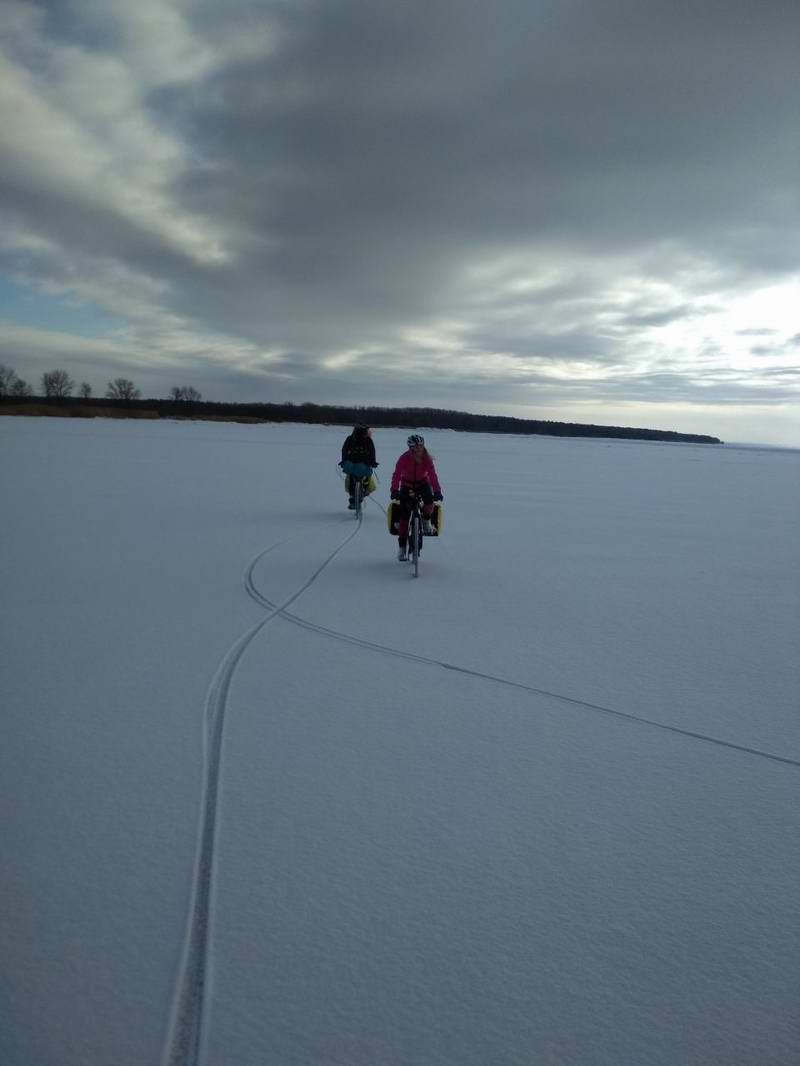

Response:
(341, 430), (377, 467)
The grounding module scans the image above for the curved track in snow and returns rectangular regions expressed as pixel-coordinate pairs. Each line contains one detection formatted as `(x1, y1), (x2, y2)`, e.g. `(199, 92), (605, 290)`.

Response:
(161, 517), (363, 1066)
(164, 501), (799, 1066)
(244, 523), (800, 773)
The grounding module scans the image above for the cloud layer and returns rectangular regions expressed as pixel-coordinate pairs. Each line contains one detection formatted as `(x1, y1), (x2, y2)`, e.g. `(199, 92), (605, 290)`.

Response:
(1, 0), (799, 441)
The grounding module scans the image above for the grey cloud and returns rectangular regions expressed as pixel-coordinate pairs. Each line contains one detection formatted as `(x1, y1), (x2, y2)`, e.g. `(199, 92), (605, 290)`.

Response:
(156, 0), (798, 361)
(758, 365), (800, 379)
(752, 339), (800, 358)
(3, 0), (800, 432)
(462, 326), (620, 366)
(618, 305), (695, 329)
(564, 369), (800, 407)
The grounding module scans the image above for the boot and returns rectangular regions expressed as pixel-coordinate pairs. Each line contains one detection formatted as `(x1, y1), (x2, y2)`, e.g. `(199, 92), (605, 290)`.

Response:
(397, 543), (408, 561)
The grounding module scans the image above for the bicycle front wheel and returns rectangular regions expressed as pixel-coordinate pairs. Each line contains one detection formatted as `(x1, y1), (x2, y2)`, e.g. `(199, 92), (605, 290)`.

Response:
(410, 514), (421, 577)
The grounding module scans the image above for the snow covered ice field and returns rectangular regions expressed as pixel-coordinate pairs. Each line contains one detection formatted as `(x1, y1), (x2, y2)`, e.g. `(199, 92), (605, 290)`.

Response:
(1, 416), (799, 1066)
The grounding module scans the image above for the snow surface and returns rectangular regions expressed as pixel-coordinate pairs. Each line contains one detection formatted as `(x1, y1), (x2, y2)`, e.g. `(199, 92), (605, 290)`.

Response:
(1, 416), (799, 1066)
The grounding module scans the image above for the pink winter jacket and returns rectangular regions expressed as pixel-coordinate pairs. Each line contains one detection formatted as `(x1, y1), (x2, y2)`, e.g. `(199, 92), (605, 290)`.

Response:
(390, 450), (442, 494)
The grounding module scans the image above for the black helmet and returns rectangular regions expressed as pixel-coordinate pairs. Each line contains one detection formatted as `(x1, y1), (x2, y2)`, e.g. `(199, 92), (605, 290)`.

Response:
(407, 433), (425, 447)
(353, 423), (369, 436)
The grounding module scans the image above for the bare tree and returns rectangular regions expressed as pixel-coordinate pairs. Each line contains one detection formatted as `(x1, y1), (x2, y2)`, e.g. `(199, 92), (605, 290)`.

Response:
(1, 365), (32, 397)
(0, 364), (19, 396)
(106, 377), (141, 400)
(170, 385), (202, 402)
(11, 376), (33, 397)
(42, 369), (75, 397)
(78, 382), (93, 398)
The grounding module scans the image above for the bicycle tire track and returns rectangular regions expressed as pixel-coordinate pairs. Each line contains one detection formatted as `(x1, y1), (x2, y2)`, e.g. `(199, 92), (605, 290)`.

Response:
(245, 555), (800, 772)
(162, 520), (363, 1066)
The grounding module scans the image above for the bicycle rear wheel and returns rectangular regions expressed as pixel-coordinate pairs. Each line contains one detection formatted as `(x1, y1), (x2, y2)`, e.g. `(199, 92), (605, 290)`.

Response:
(353, 478), (363, 518)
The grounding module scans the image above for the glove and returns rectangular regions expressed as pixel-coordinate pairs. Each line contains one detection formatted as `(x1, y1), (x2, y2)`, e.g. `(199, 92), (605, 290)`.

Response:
(433, 492), (443, 501)
(390, 490), (400, 500)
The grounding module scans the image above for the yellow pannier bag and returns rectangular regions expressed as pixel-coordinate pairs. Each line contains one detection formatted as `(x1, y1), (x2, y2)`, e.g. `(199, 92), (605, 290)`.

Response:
(345, 472), (377, 496)
(387, 500), (443, 535)
(432, 501), (443, 534)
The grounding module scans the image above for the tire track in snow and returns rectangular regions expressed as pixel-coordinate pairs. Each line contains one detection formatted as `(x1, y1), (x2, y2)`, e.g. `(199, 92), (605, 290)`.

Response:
(245, 548), (800, 772)
(166, 504), (797, 1062)
(162, 518), (363, 1066)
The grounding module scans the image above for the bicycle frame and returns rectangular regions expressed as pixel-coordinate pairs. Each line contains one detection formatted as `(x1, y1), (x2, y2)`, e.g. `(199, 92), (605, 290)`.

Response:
(405, 489), (425, 577)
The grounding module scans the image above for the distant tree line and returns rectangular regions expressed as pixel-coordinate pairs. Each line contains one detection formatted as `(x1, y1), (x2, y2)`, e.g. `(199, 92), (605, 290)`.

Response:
(0, 365), (722, 443)
(0, 366), (203, 404)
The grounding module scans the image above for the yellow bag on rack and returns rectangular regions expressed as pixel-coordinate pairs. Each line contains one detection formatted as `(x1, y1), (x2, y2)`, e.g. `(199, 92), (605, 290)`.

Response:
(345, 472), (377, 496)
(431, 501), (443, 535)
(387, 500), (443, 535)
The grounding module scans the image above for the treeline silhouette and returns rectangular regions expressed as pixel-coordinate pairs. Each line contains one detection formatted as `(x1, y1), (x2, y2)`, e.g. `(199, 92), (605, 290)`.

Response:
(1, 394), (722, 443)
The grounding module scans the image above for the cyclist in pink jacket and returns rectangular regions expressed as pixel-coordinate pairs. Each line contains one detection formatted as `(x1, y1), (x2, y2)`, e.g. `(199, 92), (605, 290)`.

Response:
(390, 434), (443, 561)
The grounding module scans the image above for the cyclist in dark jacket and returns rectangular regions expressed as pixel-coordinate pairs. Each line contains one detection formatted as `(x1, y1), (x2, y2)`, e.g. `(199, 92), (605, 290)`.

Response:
(340, 425), (378, 509)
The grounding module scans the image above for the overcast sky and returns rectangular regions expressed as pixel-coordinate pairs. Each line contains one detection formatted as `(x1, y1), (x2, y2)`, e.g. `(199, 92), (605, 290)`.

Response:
(2, 0), (799, 444)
